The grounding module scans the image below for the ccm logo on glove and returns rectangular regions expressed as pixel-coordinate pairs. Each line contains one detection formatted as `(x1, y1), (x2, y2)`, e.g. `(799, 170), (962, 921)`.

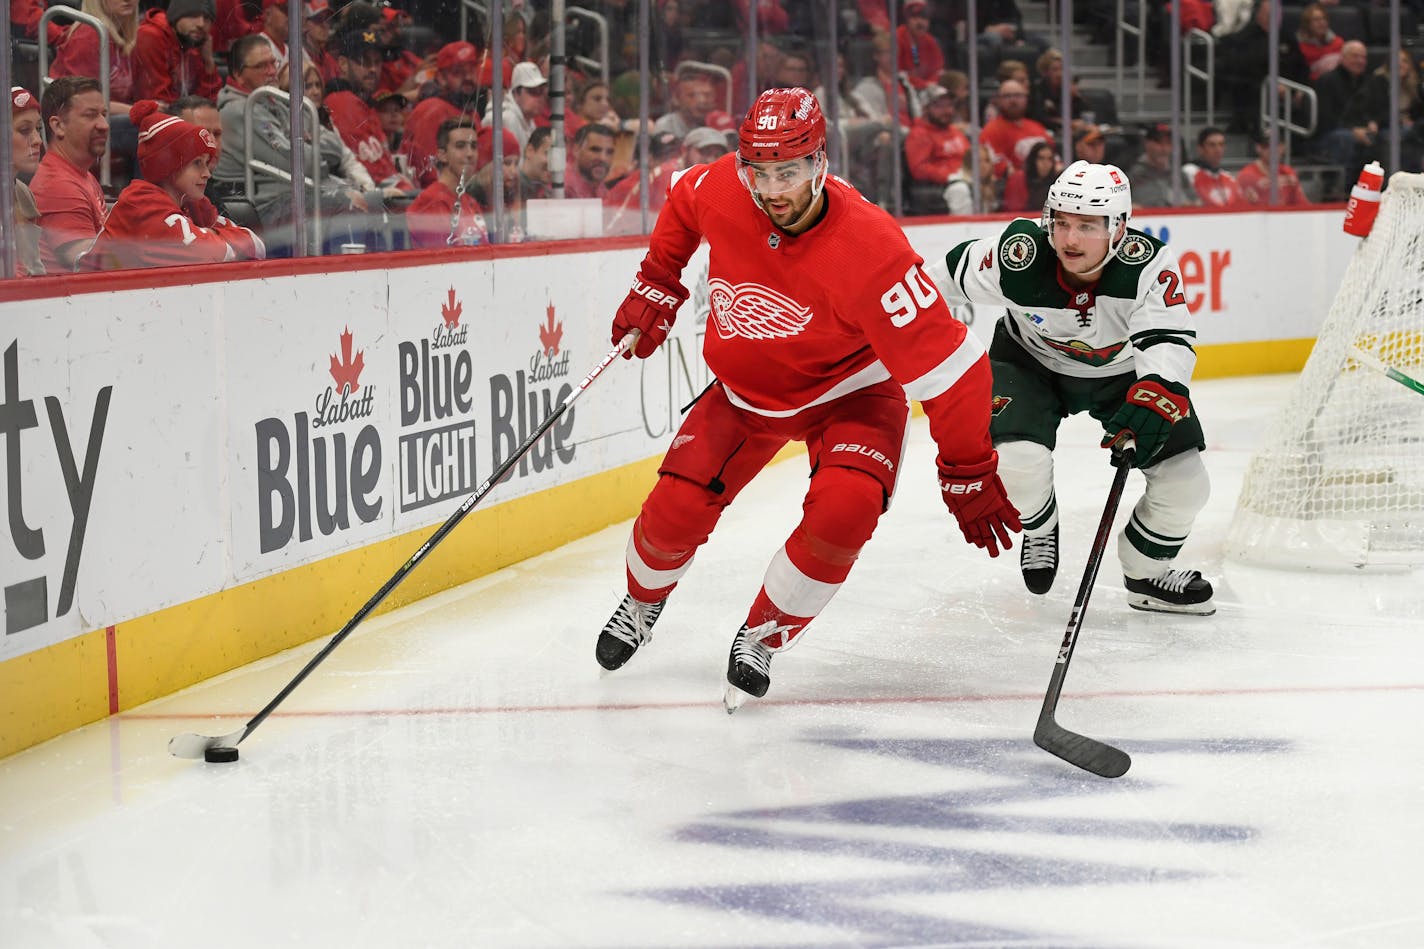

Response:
(1130, 384), (1188, 423)
(631, 278), (681, 308)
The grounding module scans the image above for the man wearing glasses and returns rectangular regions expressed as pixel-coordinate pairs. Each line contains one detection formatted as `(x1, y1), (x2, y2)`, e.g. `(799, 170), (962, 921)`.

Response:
(927, 161), (1215, 616)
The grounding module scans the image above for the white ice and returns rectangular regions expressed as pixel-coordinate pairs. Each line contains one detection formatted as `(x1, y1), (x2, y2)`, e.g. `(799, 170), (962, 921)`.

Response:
(2, 374), (1422, 949)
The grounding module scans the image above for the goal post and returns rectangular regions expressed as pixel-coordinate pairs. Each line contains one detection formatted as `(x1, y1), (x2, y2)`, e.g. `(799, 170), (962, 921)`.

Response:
(1224, 171), (1424, 570)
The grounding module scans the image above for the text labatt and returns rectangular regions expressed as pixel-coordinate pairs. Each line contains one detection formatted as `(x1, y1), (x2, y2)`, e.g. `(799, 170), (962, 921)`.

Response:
(1, 341), (112, 635)
(254, 345), (382, 555)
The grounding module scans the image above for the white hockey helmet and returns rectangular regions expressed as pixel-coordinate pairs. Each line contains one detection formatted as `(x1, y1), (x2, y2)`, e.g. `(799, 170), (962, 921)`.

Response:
(1041, 160), (1132, 272)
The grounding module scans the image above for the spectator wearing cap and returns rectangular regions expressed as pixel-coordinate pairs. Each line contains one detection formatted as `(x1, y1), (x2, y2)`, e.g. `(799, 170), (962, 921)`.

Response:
(897, 1), (944, 90)
(80, 99), (263, 269)
(304, 0), (341, 84)
(256, 0), (290, 75)
(48, 0), (140, 114)
(10, 87), (46, 276)
(1182, 125), (1246, 208)
(1071, 124), (1107, 164)
(374, 7), (425, 101)
(1001, 139), (1061, 212)
(905, 84), (973, 214)
(1128, 122), (1192, 209)
(565, 121), (617, 200)
(30, 77), (109, 273)
(651, 64), (716, 140)
(325, 27), (416, 189)
(402, 42), (482, 187)
(979, 79), (1052, 177)
(406, 117), (488, 248)
(132, 0), (223, 105)
(1237, 131), (1310, 206)
(375, 91), (408, 154)
(485, 62), (549, 151)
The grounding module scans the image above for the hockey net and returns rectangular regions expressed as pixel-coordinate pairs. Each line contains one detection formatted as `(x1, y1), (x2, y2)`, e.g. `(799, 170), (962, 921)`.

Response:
(1225, 171), (1424, 569)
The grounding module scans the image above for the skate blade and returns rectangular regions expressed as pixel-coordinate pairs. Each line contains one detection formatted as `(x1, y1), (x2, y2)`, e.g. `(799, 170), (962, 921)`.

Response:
(1127, 596), (1216, 616)
(723, 683), (753, 714)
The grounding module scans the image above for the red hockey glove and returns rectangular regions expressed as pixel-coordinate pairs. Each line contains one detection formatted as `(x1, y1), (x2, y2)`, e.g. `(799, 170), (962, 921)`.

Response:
(186, 196), (220, 229)
(1101, 374), (1190, 468)
(938, 452), (1022, 558)
(611, 269), (687, 359)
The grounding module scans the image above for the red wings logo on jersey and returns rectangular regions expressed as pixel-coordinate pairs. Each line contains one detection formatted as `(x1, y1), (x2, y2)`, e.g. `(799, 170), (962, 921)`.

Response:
(707, 278), (813, 341)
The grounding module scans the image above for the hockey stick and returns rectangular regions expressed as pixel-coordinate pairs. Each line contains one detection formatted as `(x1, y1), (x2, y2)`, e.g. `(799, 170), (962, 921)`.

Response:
(169, 334), (637, 760)
(1349, 346), (1424, 398)
(1032, 445), (1135, 779)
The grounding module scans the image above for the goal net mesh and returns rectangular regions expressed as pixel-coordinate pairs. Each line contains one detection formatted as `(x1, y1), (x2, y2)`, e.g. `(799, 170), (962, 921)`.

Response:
(1224, 171), (1424, 569)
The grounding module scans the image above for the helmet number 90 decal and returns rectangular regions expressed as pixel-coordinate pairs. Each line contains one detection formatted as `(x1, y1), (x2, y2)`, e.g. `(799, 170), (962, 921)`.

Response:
(880, 265), (940, 327)
(756, 115), (778, 130)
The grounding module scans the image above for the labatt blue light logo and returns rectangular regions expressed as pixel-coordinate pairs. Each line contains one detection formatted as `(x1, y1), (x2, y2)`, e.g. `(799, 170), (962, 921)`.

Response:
(489, 302), (576, 479)
(398, 288), (478, 512)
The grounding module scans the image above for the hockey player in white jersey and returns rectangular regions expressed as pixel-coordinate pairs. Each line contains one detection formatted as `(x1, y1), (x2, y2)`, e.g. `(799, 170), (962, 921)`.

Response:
(927, 160), (1214, 614)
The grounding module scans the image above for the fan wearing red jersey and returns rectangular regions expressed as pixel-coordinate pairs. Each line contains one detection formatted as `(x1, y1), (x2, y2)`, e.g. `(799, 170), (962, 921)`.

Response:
(597, 87), (1020, 711)
(81, 100), (263, 269)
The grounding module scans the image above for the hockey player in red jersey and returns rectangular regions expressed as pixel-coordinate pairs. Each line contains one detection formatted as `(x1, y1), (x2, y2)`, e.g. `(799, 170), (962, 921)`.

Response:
(81, 99), (264, 270)
(596, 87), (1021, 711)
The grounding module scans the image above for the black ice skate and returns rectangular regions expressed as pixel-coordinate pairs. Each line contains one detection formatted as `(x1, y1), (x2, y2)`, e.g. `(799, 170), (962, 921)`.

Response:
(1020, 525), (1059, 595)
(596, 595), (666, 670)
(1124, 569), (1215, 615)
(723, 622), (784, 713)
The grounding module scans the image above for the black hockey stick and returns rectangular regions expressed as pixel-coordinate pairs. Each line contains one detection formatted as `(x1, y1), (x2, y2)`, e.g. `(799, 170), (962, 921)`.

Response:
(1032, 445), (1134, 778)
(169, 334), (637, 760)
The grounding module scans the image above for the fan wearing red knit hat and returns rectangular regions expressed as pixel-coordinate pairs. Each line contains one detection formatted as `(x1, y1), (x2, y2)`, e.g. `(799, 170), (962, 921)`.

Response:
(405, 116), (488, 249)
(9, 86), (46, 276)
(81, 100), (264, 269)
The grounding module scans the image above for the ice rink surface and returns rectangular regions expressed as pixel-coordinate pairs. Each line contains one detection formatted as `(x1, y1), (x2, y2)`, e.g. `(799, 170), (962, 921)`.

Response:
(3, 374), (1423, 949)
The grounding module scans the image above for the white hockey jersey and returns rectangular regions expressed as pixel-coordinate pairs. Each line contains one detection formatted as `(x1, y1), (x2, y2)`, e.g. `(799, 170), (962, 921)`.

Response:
(927, 218), (1198, 387)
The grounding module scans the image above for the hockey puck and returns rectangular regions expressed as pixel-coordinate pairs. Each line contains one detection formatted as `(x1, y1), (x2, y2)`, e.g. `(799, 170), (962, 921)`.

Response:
(204, 746), (239, 763)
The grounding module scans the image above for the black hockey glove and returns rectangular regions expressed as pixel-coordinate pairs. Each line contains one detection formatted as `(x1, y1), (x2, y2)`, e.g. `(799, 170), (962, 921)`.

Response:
(1101, 374), (1190, 467)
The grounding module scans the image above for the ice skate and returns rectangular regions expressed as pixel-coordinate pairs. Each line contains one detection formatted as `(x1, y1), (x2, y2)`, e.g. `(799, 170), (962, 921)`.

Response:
(723, 622), (782, 713)
(596, 595), (666, 670)
(1020, 525), (1058, 595)
(1124, 569), (1215, 615)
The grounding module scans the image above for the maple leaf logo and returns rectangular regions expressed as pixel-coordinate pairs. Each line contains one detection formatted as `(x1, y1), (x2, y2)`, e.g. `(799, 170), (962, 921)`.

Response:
(329, 326), (365, 394)
(539, 301), (563, 357)
(441, 287), (462, 329)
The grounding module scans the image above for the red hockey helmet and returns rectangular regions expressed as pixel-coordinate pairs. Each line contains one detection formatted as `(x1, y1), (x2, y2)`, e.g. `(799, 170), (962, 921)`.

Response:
(737, 87), (827, 163)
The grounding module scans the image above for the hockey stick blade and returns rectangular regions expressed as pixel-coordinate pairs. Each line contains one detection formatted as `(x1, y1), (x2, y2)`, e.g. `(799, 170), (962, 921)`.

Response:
(1034, 718), (1131, 778)
(168, 725), (249, 759)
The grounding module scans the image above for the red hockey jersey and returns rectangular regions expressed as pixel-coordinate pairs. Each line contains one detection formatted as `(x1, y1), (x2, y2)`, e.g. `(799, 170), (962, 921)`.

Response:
(81, 180), (263, 270)
(325, 90), (404, 185)
(640, 155), (992, 466)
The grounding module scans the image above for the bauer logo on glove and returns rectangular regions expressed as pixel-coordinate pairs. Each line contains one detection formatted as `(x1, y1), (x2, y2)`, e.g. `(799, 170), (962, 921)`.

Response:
(612, 265), (689, 359)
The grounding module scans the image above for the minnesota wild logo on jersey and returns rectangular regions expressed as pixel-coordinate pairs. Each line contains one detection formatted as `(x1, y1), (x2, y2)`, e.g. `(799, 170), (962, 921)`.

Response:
(932, 218), (1197, 383)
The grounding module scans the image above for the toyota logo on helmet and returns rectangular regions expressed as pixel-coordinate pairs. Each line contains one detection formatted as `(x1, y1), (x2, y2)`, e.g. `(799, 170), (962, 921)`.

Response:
(738, 87), (827, 163)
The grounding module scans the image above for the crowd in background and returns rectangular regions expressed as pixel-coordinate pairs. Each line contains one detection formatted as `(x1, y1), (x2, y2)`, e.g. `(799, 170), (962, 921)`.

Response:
(7, 0), (1424, 274)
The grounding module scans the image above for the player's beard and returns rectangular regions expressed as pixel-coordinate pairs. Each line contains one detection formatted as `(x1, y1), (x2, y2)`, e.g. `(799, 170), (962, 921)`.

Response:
(760, 182), (815, 232)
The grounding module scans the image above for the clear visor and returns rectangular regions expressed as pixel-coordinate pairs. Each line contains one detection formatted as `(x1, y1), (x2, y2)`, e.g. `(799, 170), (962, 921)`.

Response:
(737, 155), (819, 197)
(1046, 212), (1111, 240)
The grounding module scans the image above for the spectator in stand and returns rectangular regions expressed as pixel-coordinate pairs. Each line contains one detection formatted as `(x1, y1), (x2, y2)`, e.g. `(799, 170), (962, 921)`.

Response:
(1001, 139), (1061, 212)
(49, 0), (140, 116)
(1182, 126), (1247, 207)
(80, 100), (264, 269)
(1129, 122), (1193, 208)
(484, 62), (550, 150)
(519, 126), (554, 202)
(1072, 124), (1108, 165)
(1295, 2), (1343, 83)
(132, 0), (223, 106)
(1310, 40), (1369, 166)
(10, 87), (46, 277)
(981, 59), (1031, 122)
(400, 41), (481, 186)
(477, 12), (525, 91)
(603, 129), (684, 234)
(980, 79), (1052, 176)
(1028, 49), (1092, 141)
(374, 7), (425, 100)
(565, 79), (621, 143)
(733, 0), (791, 33)
(406, 117), (487, 248)
(773, 48), (816, 91)
(1216, 0), (1307, 135)
(325, 27), (415, 189)
(30, 77), (109, 272)
(304, 0), (341, 84)
(731, 40), (784, 116)
(212, 0), (256, 54)
(10, 0), (65, 44)
(256, 0), (289, 74)
(897, 1), (944, 90)
(818, 50), (895, 205)
(566, 122), (617, 199)
(905, 84), (973, 214)
(851, 31), (915, 128)
(213, 35), (382, 235)
(468, 126), (522, 230)
(1237, 130), (1310, 205)
(167, 94), (229, 212)
(945, 0), (1037, 60)
(1339, 49), (1424, 173)
(652, 64), (717, 139)
(656, 0), (686, 73)
(375, 91), (408, 157)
